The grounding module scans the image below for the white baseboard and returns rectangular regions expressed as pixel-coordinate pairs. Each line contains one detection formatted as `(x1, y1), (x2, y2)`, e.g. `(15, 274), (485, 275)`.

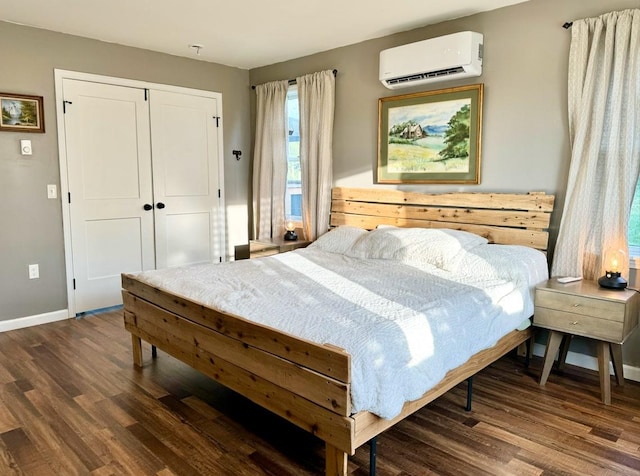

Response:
(0, 309), (70, 332)
(533, 342), (640, 383)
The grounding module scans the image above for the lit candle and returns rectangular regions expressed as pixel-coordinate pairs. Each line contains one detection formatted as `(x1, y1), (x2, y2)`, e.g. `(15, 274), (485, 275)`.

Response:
(610, 256), (619, 273)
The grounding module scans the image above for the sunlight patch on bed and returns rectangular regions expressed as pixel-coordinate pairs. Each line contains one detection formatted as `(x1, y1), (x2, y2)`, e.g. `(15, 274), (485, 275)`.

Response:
(274, 252), (435, 365)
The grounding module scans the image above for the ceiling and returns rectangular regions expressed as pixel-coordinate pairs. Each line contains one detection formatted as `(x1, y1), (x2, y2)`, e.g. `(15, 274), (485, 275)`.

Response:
(0, 0), (529, 69)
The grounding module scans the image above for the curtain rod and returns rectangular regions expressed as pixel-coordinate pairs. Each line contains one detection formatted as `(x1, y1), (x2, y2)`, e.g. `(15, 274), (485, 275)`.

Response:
(251, 69), (338, 90)
(563, 21), (573, 29)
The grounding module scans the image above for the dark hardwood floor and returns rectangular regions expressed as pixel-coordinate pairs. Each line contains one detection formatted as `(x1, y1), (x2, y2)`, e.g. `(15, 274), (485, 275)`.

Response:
(1, 310), (640, 475)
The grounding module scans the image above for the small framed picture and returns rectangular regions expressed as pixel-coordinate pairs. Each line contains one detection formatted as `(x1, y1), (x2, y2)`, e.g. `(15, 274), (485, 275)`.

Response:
(378, 84), (483, 184)
(0, 93), (45, 133)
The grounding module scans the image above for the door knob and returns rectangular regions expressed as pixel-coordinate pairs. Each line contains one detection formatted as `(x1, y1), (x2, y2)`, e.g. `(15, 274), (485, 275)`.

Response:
(156, 202), (166, 209)
(143, 203), (153, 211)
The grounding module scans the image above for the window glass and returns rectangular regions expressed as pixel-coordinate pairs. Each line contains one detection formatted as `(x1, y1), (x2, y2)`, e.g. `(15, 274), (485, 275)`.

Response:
(286, 87), (302, 221)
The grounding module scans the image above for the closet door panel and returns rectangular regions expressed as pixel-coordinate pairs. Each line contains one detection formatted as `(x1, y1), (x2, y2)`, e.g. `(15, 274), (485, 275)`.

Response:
(159, 104), (210, 197)
(80, 98), (142, 199)
(150, 90), (222, 269)
(63, 79), (154, 313)
(165, 212), (211, 268)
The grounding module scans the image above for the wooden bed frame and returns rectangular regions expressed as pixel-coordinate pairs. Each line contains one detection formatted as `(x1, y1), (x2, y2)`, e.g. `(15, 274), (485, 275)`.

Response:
(122, 187), (554, 475)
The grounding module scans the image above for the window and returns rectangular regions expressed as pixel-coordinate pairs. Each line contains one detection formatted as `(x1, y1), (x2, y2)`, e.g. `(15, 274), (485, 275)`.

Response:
(629, 178), (640, 265)
(290, 193), (302, 218)
(285, 86), (302, 222)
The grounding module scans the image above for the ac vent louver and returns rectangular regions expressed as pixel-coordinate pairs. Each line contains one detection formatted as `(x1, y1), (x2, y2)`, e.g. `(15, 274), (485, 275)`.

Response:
(385, 67), (466, 86)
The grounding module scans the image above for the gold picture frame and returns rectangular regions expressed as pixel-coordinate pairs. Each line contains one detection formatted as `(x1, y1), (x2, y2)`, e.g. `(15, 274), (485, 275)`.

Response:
(377, 84), (483, 184)
(0, 93), (45, 133)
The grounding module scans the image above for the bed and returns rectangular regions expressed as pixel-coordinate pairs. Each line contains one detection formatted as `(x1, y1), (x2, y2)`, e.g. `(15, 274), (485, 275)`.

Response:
(122, 187), (554, 475)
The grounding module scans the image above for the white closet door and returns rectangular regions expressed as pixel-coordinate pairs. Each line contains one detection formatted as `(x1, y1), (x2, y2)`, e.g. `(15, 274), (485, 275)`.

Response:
(63, 79), (155, 313)
(149, 90), (222, 268)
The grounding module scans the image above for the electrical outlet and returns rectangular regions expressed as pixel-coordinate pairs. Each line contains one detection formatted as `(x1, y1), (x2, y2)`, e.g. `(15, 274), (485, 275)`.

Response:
(28, 264), (39, 279)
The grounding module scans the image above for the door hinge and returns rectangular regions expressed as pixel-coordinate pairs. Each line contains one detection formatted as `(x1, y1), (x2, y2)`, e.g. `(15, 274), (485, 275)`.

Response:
(68, 192), (71, 204)
(73, 278), (76, 290)
(63, 100), (73, 113)
(144, 89), (148, 101)
(218, 189), (221, 198)
(219, 257), (222, 263)
(213, 116), (220, 127)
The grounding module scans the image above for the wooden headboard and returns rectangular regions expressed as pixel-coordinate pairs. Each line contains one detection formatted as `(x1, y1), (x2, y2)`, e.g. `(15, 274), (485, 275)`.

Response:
(330, 187), (555, 252)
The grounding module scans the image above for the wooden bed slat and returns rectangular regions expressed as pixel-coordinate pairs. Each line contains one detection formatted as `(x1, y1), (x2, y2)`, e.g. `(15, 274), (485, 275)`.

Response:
(331, 200), (551, 230)
(330, 213), (550, 250)
(332, 187), (554, 212)
(123, 292), (351, 415)
(122, 275), (351, 383)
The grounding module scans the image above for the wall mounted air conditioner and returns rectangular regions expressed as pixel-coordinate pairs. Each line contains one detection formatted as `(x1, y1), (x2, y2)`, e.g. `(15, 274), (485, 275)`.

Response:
(379, 31), (483, 89)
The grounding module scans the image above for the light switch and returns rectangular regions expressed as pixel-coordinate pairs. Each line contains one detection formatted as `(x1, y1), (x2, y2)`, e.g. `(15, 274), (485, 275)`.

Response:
(47, 184), (57, 199)
(20, 139), (32, 155)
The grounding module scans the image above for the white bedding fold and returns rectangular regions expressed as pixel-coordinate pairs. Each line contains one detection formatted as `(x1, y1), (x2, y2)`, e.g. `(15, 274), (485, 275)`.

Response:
(133, 244), (547, 419)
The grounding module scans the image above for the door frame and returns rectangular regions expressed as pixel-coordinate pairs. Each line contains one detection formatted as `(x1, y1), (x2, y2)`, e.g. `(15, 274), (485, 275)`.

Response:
(54, 69), (226, 317)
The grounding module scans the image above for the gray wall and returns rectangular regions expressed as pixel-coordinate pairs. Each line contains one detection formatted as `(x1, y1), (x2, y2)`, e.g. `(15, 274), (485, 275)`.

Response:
(0, 20), (252, 321)
(249, 0), (640, 365)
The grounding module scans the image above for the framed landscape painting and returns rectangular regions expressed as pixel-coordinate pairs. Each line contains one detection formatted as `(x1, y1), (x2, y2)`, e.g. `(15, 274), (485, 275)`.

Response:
(0, 93), (45, 133)
(377, 84), (483, 184)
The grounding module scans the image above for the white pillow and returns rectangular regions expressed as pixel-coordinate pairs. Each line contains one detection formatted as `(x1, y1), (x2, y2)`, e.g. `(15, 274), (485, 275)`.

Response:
(347, 227), (487, 270)
(308, 226), (368, 254)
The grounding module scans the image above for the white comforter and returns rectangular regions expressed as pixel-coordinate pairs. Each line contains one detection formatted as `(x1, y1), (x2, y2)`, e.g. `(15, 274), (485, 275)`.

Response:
(134, 235), (547, 419)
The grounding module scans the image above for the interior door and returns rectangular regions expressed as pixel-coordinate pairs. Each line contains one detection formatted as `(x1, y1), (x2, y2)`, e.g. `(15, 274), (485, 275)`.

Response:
(63, 79), (155, 313)
(149, 90), (222, 268)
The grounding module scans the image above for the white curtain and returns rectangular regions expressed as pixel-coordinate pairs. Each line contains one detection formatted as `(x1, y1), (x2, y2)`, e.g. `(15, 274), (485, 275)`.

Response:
(297, 70), (335, 241)
(252, 80), (289, 241)
(552, 9), (640, 280)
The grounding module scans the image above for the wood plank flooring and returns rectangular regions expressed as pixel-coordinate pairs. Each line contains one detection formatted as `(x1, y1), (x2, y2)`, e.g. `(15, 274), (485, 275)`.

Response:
(1, 310), (640, 475)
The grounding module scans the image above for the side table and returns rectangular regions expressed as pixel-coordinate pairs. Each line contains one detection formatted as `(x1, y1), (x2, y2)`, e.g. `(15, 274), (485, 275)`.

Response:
(534, 279), (639, 404)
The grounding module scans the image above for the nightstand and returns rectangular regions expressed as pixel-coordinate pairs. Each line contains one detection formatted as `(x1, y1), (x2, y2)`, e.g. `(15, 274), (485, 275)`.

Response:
(234, 238), (311, 260)
(534, 279), (639, 404)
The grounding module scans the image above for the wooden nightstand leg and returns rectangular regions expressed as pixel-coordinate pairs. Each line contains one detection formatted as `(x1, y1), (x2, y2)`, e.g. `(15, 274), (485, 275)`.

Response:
(557, 335), (572, 371)
(610, 343), (624, 386)
(540, 331), (564, 386)
(597, 342), (611, 405)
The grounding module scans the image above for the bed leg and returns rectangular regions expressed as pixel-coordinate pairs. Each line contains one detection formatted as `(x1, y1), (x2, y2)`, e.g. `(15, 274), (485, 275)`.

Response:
(369, 436), (377, 476)
(151, 345), (157, 359)
(131, 334), (143, 368)
(325, 443), (347, 476)
(466, 377), (473, 411)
